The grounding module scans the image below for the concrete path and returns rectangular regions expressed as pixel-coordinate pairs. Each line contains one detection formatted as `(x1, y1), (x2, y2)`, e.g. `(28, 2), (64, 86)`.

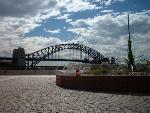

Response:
(0, 75), (150, 113)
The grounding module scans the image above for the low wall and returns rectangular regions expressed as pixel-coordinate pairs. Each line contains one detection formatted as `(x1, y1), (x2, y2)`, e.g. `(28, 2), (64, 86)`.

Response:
(56, 75), (150, 93)
(0, 70), (56, 75)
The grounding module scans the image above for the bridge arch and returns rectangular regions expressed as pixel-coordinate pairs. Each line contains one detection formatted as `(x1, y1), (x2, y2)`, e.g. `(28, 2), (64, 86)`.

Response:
(25, 43), (105, 67)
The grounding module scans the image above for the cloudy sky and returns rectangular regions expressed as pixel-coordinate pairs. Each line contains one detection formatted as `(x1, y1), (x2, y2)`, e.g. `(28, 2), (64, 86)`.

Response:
(0, 0), (150, 61)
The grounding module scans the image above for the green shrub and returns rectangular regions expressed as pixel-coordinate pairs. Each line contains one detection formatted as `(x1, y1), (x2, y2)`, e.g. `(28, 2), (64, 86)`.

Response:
(90, 67), (112, 75)
(135, 64), (150, 73)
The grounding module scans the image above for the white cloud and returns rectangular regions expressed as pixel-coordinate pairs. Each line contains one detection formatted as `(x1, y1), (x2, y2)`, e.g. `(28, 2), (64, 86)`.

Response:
(91, 0), (125, 6)
(0, 8), (62, 37)
(57, 0), (96, 13)
(0, 35), (62, 56)
(101, 10), (113, 13)
(68, 11), (150, 58)
(66, 19), (72, 23)
(21, 36), (62, 53)
(114, 0), (125, 2)
(70, 19), (90, 27)
(44, 28), (60, 34)
(67, 28), (89, 37)
(0, 0), (57, 17)
(0, 17), (40, 37)
(105, 0), (112, 5)
(57, 14), (70, 19)
(39, 9), (60, 20)
(0, 11), (63, 56)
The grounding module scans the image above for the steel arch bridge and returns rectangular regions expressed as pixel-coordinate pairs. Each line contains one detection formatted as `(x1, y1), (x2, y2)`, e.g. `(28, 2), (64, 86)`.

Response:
(26, 43), (105, 67)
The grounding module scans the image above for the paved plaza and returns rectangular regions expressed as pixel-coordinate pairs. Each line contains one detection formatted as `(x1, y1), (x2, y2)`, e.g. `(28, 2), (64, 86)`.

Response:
(0, 75), (150, 113)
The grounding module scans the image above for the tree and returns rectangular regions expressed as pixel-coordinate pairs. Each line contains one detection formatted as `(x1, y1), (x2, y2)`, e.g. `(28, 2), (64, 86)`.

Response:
(110, 57), (115, 64)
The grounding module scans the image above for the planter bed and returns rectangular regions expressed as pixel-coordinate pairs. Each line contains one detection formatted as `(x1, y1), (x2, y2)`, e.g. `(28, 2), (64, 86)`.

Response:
(56, 75), (150, 93)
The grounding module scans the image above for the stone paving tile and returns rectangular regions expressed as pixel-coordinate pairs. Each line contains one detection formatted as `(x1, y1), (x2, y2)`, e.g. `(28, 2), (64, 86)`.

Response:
(0, 75), (150, 113)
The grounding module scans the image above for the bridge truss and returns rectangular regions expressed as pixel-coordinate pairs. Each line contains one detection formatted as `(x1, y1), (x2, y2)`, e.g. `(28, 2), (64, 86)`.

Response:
(26, 43), (105, 67)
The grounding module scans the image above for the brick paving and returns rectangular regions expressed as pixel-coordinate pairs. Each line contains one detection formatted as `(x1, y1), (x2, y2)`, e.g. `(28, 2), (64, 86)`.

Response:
(0, 75), (150, 113)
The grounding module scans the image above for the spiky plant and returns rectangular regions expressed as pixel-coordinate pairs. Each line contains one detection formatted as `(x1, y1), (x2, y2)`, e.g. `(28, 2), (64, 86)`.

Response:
(127, 14), (135, 71)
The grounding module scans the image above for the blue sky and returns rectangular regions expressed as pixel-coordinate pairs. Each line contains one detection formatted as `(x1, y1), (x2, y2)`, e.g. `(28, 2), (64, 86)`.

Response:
(0, 0), (150, 64)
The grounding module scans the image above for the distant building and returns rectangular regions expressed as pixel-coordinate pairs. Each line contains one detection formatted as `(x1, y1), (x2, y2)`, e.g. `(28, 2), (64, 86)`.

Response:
(13, 47), (26, 69)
